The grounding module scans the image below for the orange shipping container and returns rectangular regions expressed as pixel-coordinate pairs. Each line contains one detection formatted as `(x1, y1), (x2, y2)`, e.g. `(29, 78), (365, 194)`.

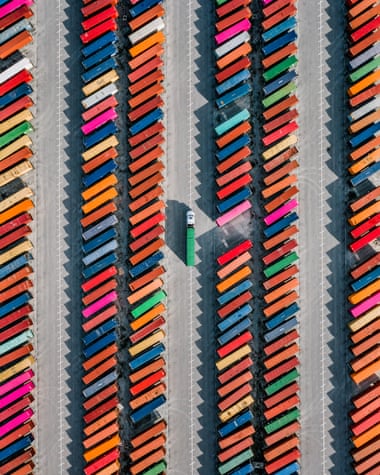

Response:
(130, 420), (167, 449)
(128, 83), (165, 109)
(129, 382), (166, 410)
(216, 42), (252, 70)
(128, 278), (164, 305)
(129, 434), (166, 462)
(352, 422), (380, 448)
(350, 136), (380, 161)
(351, 359), (380, 385)
(130, 303), (165, 331)
(217, 252), (252, 280)
(83, 409), (119, 437)
(348, 70), (380, 97)
(129, 4), (165, 31)
(349, 3), (380, 30)
(218, 425), (255, 450)
(264, 278), (299, 304)
(80, 202), (117, 228)
(82, 356), (117, 385)
(264, 160), (299, 186)
(262, 175), (297, 199)
(128, 45), (164, 71)
(128, 238), (165, 266)
(264, 343), (299, 369)
(264, 421), (300, 446)
(262, 264), (299, 290)
(216, 266), (252, 293)
(128, 162), (165, 187)
(82, 148), (118, 174)
(263, 95), (298, 121)
(130, 448), (166, 475)
(216, 147), (251, 174)
(129, 31), (165, 58)
(82, 279), (117, 306)
(264, 435), (299, 462)
(129, 266), (165, 292)
(350, 29), (380, 57)
(81, 174), (118, 201)
(216, 122), (251, 149)
(264, 187), (299, 214)
(348, 0), (377, 20)
(0, 31), (33, 59)
(263, 225), (298, 250)
(82, 344), (118, 372)
(262, 43), (297, 69)
(263, 291), (298, 317)
(263, 146), (298, 173)
(129, 172), (164, 199)
(216, 162), (252, 187)
(83, 422), (119, 450)
(129, 200), (165, 226)
(129, 186), (164, 213)
(129, 357), (165, 384)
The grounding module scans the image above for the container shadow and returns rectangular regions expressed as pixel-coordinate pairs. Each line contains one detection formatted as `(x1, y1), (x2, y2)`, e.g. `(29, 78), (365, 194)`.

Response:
(324, 0), (355, 473)
(60, 3), (85, 473)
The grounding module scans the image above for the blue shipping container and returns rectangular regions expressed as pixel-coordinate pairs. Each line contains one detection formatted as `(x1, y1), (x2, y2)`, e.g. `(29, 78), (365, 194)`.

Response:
(82, 252), (117, 280)
(262, 31), (297, 56)
(129, 251), (164, 278)
(82, 319), (117, 345)
(0, 83), (33, 109)
(263, 70), (297, 96)
(82, 44), (117, 70)
(216, 134), (251, 161)
(216, 83), (252, 109)
(82, 215), (118, 242)
(218, 410), (253, 437)
(218, 304), (252, 333)
(217, 280), (253, 306)
(82, 331), (117, 360)
(82, 370), (117, 399)
(82, 227), (117, 254)
(129, 108), (164, 136)
(129, 343), (165, 371)
(264, 212), (299, 238)
(83, 121), (118, 149)
(81, 57), (117, 84)
(82, 31), (117, 57)
(264, 317), (298, 343)
(262, 17), (297, 43)
(82, 160), (117, 188)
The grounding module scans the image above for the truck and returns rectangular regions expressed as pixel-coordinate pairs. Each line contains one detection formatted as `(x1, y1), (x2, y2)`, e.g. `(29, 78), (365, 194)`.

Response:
(185, 209), (196, 266)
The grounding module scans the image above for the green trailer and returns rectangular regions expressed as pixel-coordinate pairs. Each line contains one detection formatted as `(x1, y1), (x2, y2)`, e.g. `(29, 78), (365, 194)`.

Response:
(264, 252), (299, 279)
(262, 82), (296, 109)
(349, 56), (380, 83)
(186, 226), (195, 266)
(264, 408), (300, 434)
(218, 448), (253, 474)
(0, 121), (33, 149)
(265, 369), (299, 396)
(263, 56), (298, 82)
(131, 289), (167, 319)
(144, 461), (167, 475)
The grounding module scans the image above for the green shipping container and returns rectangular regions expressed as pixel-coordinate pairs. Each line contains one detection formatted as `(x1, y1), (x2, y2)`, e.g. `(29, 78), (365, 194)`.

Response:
(264, 407), (300, 434)
(144, 461), (167, 475)
(264, 252), (299, 279)
(131, 289), (167, 319)
(262, 82), (296, 109)
(263, 56), (298, 82)
(350, 56), (380, 83)
(218, 448), (253, 474)
(186, 227), (195, 266)
(265, 369), (299, 396)
(0, 121), (33, 149)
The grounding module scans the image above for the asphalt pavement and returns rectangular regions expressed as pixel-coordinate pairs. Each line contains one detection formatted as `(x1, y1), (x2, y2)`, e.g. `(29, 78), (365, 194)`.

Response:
(34, 1), (83, 473)
(297, 0), (352, 473)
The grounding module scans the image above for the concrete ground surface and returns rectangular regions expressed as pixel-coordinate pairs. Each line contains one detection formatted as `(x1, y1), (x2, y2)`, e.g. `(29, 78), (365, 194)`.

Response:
(28, 0), (356, 473)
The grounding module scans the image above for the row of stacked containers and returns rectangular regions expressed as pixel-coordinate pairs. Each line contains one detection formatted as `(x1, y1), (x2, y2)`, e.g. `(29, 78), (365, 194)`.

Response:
(79, 0), (121, 473)
(345, 0), (380, 473)
(259, 0), (300, 473)
(0, 0), (36, 473)
(214, 1), (256, 474)
(213, 0), (301, 473)
(125, 0), (167, 473)
(78, 0), (167, 473)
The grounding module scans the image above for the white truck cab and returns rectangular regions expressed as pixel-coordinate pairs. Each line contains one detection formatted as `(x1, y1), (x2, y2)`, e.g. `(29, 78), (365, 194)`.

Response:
(186, 210), (195, 227)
